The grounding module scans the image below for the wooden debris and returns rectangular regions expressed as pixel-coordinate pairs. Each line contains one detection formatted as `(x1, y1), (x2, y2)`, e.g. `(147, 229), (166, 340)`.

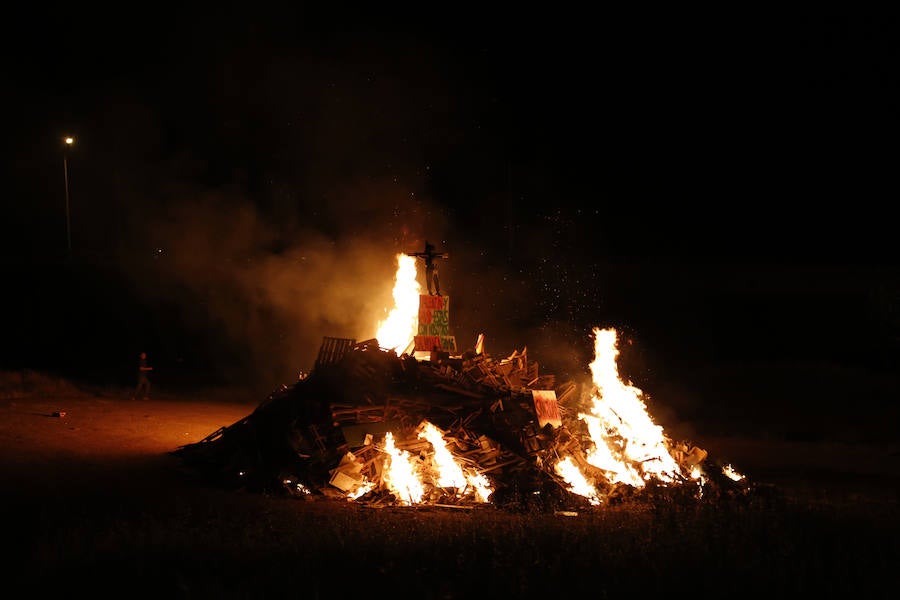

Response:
(314, 336), (356, 370)
(172, 336), (718, 511)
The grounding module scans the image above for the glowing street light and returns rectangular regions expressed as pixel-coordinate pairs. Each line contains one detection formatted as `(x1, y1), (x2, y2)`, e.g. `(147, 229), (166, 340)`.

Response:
(63, 136), (74, 258)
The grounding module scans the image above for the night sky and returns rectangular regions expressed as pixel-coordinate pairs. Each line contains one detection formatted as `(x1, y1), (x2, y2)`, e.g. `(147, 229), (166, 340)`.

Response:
(6, 12), (899, 420)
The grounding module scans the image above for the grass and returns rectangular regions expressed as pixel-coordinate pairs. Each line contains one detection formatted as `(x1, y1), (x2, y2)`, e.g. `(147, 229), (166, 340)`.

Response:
(4, 370), (898, 599)
(9, 460), (898, 599)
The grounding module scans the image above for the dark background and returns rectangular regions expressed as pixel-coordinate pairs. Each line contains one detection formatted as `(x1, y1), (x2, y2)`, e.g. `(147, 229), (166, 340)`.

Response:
(5, 11), (898, 437)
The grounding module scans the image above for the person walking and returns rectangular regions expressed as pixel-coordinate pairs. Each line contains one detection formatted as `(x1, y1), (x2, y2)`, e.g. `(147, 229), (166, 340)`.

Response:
(133, 352), (153, 399)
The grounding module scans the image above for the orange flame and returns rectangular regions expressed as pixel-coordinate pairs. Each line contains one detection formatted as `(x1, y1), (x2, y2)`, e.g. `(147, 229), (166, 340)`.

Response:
(347, 421), (494, 505)
(554, 456), (602, 505)
(418, 422), (493, 503)
(382, 431), (425, 505)
(375, 253), (421, 354)
(363, 257), (741, 506)
(554, 327), (687, 498)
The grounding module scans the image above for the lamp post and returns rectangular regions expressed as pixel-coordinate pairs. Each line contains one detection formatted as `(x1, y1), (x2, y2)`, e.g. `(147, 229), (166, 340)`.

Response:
(63, 136), (74, 258)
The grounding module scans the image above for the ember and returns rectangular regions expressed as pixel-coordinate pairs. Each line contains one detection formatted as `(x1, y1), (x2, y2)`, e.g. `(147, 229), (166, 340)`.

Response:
(172, 253), (751, 511)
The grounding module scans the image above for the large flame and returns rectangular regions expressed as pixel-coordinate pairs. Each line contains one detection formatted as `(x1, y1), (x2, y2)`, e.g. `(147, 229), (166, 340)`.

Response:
(554, 327), (686, 498)
(382, 431), (425, 505)
(418, 422), (493, 503)
(583, 327), (682, 483)
(361, 255), (498, 505)
(361, 421), (494, 505)
(356, 260), (743, 507)
(375, 253), (421, 354)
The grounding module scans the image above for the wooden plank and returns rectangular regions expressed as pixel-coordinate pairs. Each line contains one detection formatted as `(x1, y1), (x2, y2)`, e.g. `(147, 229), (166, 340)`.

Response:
(314, 336), (356, 370)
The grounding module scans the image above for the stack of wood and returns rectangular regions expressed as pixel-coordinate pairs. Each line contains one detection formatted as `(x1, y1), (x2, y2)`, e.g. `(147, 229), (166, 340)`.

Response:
(460, 347), (541, 392)
(172, 338), (576, 502)
(172, 336), (746, 509)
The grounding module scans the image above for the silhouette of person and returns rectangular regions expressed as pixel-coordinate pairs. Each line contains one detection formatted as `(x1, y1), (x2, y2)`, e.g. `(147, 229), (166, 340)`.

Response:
(412, 241), (447, 296)
(133, 352), (153, 399)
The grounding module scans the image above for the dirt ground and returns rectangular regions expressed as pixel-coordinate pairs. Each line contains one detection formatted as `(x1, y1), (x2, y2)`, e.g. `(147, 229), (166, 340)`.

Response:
(0, 389), (256, 497)
(2, 387), (898, 505)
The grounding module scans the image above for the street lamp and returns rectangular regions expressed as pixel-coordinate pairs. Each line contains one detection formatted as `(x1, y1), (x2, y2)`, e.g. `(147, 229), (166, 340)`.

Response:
(63, 136), (74, 258)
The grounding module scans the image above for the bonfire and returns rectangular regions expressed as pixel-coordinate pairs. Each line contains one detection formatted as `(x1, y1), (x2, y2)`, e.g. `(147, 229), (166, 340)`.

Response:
(173, 252), (752, 511)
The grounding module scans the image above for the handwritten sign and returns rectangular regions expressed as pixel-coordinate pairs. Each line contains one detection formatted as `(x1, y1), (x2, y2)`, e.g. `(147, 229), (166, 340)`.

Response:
(532, 390), (562, 428)
(414, 335), (457, 352)
(417, 295), (450, 335)
(414, 295), (457, 352)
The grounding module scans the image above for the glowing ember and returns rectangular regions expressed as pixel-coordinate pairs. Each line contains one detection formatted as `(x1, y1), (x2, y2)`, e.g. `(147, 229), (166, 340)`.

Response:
(348, 480), (375, 500)
(722, 464), (745, 481)
(283, 480), (313, 495)
(375, 253), (421, 354)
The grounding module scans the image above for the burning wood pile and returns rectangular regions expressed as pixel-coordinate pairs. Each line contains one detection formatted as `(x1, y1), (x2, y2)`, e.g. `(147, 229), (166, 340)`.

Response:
(172, 328), (753, 511)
